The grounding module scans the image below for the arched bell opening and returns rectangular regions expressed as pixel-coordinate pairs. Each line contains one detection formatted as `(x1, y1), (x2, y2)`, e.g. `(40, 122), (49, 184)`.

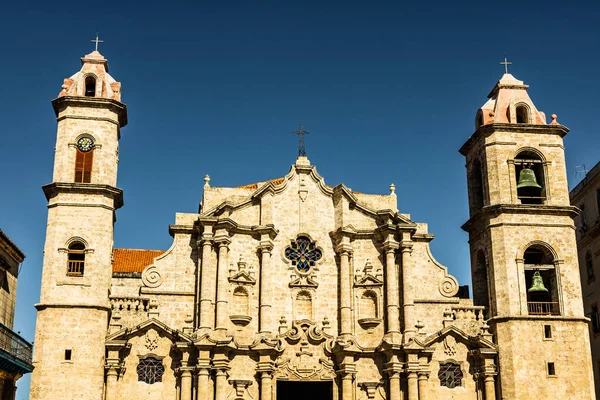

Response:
(468, 159), (485, 215)
(85, 76), (96, 97)
(516, 105), (529, 123)
(523, 245), (560, 315)
(472, 250), (490, 314)
(514, 150), (546, 204)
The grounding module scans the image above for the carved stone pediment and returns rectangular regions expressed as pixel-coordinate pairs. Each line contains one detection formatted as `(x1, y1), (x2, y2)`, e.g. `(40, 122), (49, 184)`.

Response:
(275, 320), (335, 380)
(354, 274), (383, 288)
(228, 271), (256, 285)
(354, 260), (383, 288)
(228, 257), (256, 286)
(289, 276), (318, 288)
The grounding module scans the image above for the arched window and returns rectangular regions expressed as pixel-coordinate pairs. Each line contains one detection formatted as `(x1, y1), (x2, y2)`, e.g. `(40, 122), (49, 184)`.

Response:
(516, 105), (529, 123)
(296, 291), (313, 320)
(586, 252), (594, 281)
(231, 286), (249, 316)
(469, 159), (484, 214)
(514, 150), (545, 204)
(524, 244), (560, 315)
(85, 76), (96, 97)
(137, 356), (165, 384)
(360, 291), (378, 319)
(472, 250), (490, 313)
(67, 241), (86, 276)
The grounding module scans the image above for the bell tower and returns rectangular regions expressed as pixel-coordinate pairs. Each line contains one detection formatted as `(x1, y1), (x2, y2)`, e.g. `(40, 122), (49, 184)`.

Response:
(460, 71), (594, 398)
(30, 47), (127, 400)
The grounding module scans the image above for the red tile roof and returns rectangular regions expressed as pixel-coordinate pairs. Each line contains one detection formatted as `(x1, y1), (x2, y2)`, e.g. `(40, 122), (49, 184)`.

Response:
(113, 249), (164, 273)
(237, 177), (285, 190)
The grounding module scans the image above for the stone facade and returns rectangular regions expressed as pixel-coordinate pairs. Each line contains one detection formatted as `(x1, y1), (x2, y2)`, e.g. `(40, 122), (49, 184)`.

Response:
(570, 160), (600, 398)
(29, 52), (595, 400)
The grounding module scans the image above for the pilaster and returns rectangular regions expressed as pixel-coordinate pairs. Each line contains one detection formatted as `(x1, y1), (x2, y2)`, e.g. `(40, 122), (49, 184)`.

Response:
(382, 236), (400, 335)
(214, 232), (232, 331)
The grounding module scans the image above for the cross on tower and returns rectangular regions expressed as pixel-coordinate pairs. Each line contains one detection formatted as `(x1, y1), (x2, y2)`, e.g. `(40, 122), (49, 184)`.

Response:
(292, 124), (310, 157)
(91, 32), (104, 52)
(500, 57), (512, 74)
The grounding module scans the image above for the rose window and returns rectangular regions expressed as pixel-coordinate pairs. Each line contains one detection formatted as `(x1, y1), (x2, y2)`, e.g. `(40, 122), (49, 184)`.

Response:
(284, 236), (322, 273)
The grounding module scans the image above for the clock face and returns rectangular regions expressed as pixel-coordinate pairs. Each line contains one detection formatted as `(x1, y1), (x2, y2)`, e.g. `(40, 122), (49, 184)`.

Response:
(77, 137), (94, 152)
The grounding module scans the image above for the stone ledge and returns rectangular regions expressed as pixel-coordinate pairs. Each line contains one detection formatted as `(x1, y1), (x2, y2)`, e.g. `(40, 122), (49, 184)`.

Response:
(42, 182), (123, 209)
(52, 96), (128, 127)
(35, 303), (111, 312)
(488, 315), (589, 323)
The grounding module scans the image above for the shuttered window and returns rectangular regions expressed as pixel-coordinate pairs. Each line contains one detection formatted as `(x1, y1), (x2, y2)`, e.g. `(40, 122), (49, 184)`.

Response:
(74, 149), (93, 183)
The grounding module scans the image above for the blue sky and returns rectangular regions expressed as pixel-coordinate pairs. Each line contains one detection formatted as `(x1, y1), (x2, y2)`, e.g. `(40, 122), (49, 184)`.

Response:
(1, 1), (599, 397)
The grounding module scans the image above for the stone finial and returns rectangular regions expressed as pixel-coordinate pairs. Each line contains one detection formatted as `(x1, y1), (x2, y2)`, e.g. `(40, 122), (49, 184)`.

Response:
(389, 184), (396, 194)
(238, 256), (246, 270)
(364, 259), (373, 274)
(204, 174), (210, 188)
(550, 114), (558, 125)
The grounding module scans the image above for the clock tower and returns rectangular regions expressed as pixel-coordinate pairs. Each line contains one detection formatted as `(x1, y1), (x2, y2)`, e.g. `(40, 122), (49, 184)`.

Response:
(29, 48), (127, 400)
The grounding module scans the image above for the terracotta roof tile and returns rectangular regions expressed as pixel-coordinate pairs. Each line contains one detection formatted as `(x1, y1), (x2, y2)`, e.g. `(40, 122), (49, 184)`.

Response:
(237, 177), (285, 190)
(113, 248), (164, 273)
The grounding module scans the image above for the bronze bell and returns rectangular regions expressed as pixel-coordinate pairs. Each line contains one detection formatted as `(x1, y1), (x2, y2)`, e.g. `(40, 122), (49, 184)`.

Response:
(517, 167), (542, 191)
(528, 271), (549, 293)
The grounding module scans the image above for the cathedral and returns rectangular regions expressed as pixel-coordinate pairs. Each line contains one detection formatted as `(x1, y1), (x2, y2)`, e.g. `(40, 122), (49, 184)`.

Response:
(29, 48), (595, 400)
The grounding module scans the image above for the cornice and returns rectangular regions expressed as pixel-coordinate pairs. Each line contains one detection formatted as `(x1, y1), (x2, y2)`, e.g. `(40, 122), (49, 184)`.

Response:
(462, 203), (578, 233)
(169, 224), (194, 237)
(35, 303), (111, 312)
(42, 182), (124, 209)
(459, 123), (569, 156)
(52, 96), (128, 127)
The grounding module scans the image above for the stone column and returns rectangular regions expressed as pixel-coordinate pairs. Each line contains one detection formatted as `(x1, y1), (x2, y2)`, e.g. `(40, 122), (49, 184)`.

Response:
(196, 368), (210, 400)
(258, 239), (274, 334)
(215, 235), (231, 331)
(260, 371), (273, 400)
(407, 371), (419, 400)
(104, 367), (118, 400)
(337, 362), (356, 400)
(387, 372), (401, 400)
(342, 375), (354, 400)
(383, 238), (400, 334)
(214, 369), (228, 400)
(180, 368), (193, 400)
(199, 226), (215, 329)
(400, 235), (415, 337)
(484, 375), (496, 400)
(336, 239), (353, 336)
(417, 373), (428, 400)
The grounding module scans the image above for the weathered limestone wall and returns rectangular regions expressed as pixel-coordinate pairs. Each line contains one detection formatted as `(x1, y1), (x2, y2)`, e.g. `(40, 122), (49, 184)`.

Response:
(115, 330), (179, 400)
(494, 319), (594, 399)
(30, 307), (108, 400)
(52, 104), (121, 186)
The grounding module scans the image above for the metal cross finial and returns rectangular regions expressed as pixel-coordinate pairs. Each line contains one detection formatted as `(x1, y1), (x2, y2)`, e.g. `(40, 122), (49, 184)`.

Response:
(91, 32), (104, 52)
(292, 124), (310, 157)
(500, 57), (512, 74)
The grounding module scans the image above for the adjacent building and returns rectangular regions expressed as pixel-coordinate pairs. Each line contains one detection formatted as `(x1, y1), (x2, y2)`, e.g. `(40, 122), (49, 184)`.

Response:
(29, 48), (595, 400)
(0, 230), (34, 399)
(571, 161), (600, 398)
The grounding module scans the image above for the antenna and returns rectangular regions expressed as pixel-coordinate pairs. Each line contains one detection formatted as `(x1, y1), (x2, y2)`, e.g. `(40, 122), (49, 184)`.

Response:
(574, 164), (589, 182)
